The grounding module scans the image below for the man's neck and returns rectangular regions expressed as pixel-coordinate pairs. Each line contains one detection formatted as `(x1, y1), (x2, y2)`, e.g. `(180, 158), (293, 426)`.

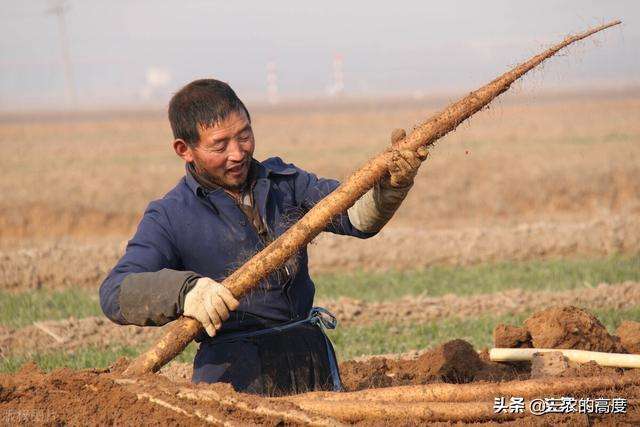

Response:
(224, 187), (243, 202)
(187, 161), (255, 200)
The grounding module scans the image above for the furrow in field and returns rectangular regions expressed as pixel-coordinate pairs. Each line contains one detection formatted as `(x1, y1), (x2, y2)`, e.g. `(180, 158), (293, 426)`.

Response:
(2, 281), (638, 359)
(2, 215), (638, 292)
(319, 281), (640, 327)
(309, 215), (640, 272)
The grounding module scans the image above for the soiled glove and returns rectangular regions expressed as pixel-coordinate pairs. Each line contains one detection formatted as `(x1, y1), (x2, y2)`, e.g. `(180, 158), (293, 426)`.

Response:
(347, 128), (428, 233)
(183, 277), (239, 337)
(385, 128), (429, 188)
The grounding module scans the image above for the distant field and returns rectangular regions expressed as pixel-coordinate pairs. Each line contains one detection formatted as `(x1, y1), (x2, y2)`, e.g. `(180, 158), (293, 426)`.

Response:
(1, 92), (639, 243)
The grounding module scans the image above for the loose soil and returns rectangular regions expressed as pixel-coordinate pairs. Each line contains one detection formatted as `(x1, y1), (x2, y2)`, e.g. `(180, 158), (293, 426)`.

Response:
(3, 343), (640, 425)
(0, 362), (321, 426)
(494, 305), (634, 353)
(339, 340), (528, 391)
(493, 324), (532, 348)
(524, 306), (625, 352)
(617, 321), (640, 354)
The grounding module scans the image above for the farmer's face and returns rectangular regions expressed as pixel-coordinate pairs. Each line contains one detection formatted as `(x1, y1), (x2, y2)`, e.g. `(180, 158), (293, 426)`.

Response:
(178, 110), (255, 192)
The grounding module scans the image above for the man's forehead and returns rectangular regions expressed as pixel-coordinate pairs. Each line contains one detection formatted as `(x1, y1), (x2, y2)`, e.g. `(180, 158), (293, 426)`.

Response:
(198, 110), (250, 136)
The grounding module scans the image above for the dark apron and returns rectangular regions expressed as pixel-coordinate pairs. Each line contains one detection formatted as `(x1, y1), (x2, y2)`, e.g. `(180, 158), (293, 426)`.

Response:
(192, 307), (343, 396)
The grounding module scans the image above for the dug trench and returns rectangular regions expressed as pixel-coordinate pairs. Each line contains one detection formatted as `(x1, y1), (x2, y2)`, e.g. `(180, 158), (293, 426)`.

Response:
(3, 305), (640, 424)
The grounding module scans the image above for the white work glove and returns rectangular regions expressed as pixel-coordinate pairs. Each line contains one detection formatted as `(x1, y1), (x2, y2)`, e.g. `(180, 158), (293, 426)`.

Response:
(183, 277), (239, 337)
(348, 128), (429, 233)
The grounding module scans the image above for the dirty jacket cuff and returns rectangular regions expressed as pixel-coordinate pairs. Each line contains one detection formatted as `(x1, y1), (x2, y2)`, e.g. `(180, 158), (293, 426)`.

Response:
(118, 269), (202, 326)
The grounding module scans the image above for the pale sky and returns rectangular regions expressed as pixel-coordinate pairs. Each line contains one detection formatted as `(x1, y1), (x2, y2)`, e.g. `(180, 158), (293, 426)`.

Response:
(1, 0), (637, 110)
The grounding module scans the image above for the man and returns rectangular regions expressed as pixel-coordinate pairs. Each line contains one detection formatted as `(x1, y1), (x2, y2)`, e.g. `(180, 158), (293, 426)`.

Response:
(100, 79), (428, 396)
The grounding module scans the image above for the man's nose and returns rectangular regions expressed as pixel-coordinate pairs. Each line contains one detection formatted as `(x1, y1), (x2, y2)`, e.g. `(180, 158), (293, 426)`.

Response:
(227, 141), (245, 161)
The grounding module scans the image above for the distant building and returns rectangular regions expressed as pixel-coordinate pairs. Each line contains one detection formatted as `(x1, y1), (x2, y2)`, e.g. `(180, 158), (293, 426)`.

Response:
(140, 67), (172, 101)
(266, 61), (279, 105)
(326, 54), (344, 97)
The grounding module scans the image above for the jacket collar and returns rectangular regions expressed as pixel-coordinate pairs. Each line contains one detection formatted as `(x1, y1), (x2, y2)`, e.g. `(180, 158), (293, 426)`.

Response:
(184, 158), (296, 199)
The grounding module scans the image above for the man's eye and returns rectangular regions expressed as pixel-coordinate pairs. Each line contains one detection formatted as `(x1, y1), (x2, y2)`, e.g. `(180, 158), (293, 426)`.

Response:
(209, 142), (226, 152)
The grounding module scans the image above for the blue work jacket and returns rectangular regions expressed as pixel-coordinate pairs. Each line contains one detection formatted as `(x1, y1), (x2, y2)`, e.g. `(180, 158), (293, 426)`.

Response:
(99, 157), (374, 338)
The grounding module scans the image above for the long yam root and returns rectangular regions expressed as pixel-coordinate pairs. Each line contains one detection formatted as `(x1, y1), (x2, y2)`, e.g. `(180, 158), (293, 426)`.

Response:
(281, 372), (640, 403)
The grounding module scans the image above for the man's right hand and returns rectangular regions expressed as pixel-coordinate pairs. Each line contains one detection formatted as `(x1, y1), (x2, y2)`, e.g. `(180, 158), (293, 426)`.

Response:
(183, 277), (239, 337)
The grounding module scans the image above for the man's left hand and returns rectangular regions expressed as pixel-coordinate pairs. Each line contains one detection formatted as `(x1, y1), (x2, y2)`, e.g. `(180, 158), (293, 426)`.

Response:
(385, 128), (429, 188)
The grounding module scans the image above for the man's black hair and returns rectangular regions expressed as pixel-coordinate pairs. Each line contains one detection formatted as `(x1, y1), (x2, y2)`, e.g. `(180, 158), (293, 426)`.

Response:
(168, 79), (251, 147)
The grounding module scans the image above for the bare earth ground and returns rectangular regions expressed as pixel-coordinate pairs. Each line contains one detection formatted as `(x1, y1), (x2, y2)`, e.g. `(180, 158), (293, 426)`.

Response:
(3, 341), (640, 425)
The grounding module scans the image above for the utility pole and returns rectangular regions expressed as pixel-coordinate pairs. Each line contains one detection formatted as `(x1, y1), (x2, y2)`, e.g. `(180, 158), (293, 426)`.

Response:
(46, 0), (77, 106)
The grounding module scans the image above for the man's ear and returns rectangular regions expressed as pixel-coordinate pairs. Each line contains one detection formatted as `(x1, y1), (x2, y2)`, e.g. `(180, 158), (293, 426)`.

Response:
(173, 139), (194, 162)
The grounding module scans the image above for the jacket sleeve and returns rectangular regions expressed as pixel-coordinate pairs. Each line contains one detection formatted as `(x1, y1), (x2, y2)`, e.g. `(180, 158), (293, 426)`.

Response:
(99, 200), (201, 326)
(291, 164), (377, 239)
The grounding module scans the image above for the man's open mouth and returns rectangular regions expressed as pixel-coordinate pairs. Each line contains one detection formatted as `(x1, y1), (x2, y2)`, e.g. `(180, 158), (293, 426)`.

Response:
(226, 161), (247, 175)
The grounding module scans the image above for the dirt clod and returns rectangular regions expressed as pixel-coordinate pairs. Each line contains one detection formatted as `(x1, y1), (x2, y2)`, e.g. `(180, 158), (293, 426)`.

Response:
(524, 305), (625, 352)
(560, 360), (623, 378)
(530, 351), (569, 378)
(493, 323), (532, 348)
(159, 362), (193, 384)
(338, 358), (395, 391)
(410, 339), (484, 383)
(617, 321), (640, 354)
(340, 340), (523, 391)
